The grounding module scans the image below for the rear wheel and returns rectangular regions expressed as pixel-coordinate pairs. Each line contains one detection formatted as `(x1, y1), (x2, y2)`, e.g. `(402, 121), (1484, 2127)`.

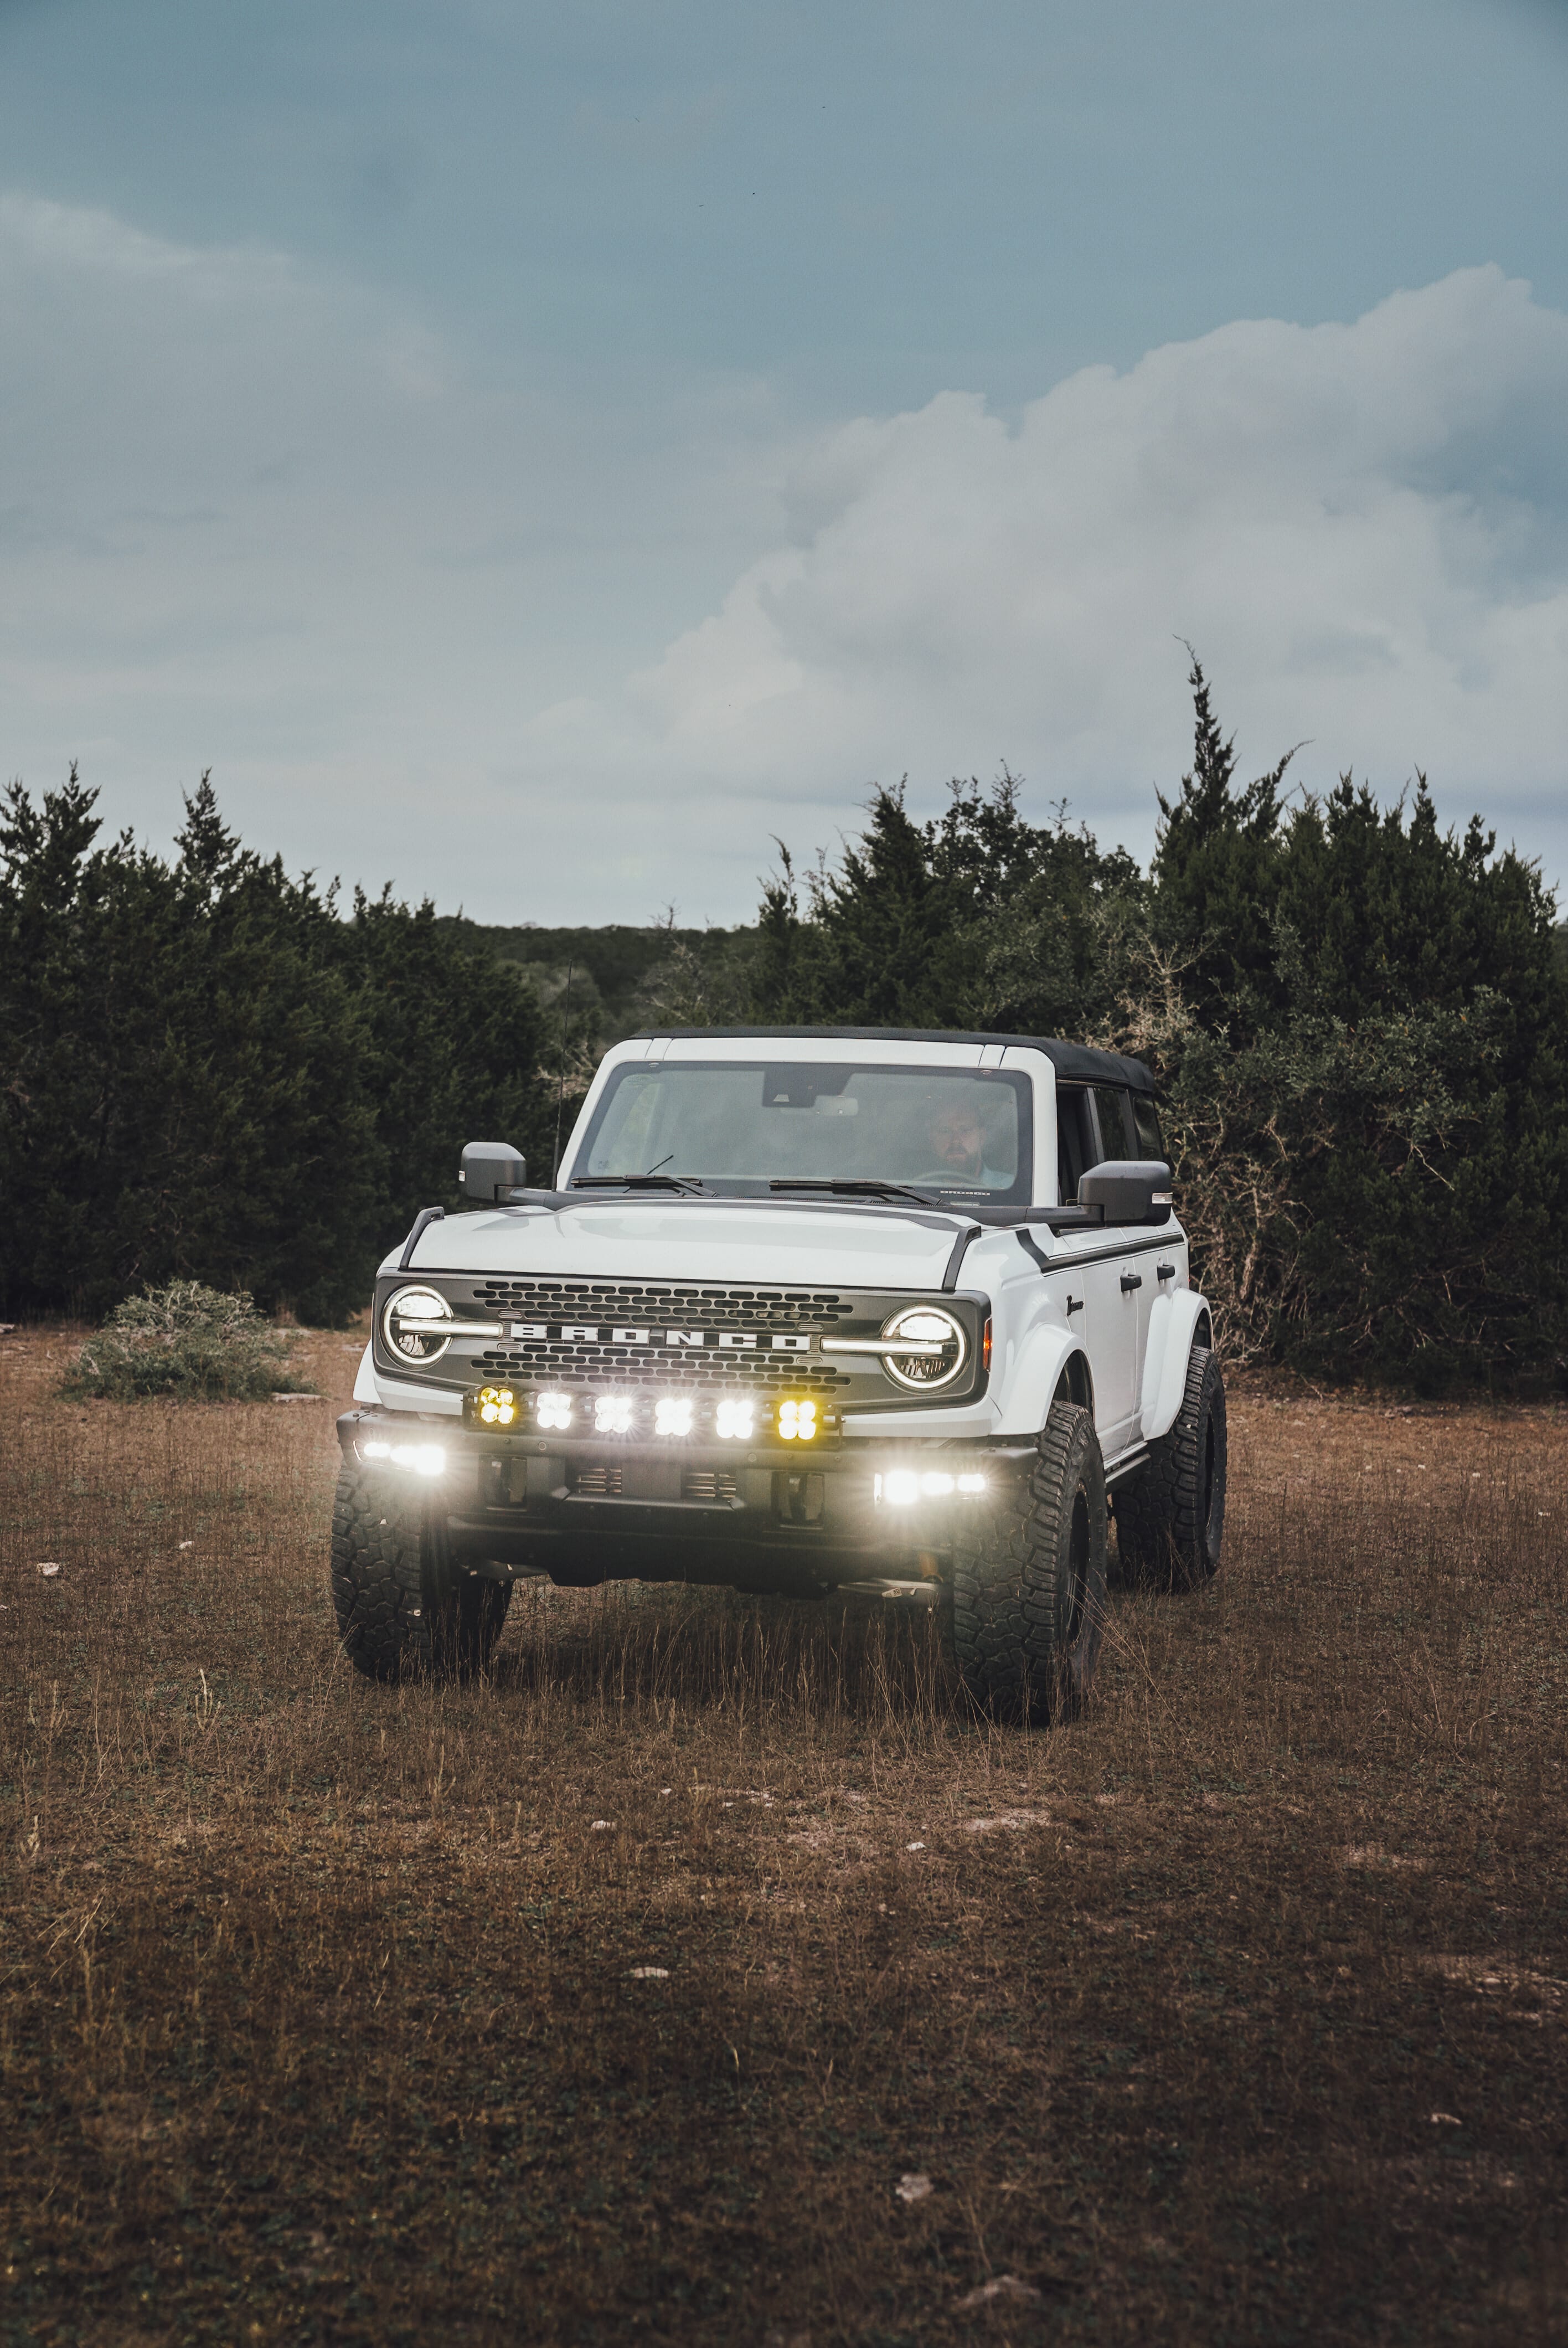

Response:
(1114, 1344), (1226, 1591)
(943, 1402), (1108, 1726)
(329, 1464), (512, 1681)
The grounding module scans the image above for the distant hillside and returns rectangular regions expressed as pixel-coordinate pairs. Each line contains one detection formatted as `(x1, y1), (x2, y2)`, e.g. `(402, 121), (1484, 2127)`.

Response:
(432, 918), (757, 1046)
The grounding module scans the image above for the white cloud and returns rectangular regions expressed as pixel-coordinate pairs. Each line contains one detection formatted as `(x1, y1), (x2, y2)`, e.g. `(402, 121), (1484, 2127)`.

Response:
(580, 266), (1568, 879)
(2, 200), (1565, 920)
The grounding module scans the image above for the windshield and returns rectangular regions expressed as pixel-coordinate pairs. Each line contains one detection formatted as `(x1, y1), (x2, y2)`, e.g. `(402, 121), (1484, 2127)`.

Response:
(574, 1061), (1032, 1204)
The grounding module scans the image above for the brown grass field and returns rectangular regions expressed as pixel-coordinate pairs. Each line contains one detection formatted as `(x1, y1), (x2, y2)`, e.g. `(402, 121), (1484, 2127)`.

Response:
(2, 1326), (1566, 2345)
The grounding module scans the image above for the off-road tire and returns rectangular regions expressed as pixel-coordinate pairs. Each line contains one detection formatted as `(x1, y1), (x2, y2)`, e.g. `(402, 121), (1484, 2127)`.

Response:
(1113, 1344), (1226, 1593)
(329, 1463), (512, 1681)
(943, 1402), (1108, 1726)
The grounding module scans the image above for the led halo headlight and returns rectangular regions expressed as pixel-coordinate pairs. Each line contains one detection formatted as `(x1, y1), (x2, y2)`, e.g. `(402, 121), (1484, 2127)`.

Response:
(382, 1283), (453, 1365)
(879, 1305), (967, 1392)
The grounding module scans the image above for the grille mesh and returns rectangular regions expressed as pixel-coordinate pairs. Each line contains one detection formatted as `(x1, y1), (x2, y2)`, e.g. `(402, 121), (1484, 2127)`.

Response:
(468, 1279), (851, 1332)
(473, 1344), (849, 1394)
(467, 1278), (855, 1394)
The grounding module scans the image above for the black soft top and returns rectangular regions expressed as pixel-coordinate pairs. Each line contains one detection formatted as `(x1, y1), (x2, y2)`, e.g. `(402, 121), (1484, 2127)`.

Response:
(633, 1026), (1157, 1095)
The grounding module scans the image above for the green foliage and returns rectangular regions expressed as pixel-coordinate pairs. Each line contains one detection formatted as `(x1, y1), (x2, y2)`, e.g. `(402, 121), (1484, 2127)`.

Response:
(754, 676), (1568, 1388)
(754, 771), (1138, 1032)
(64, 1280), (310, 1402)
(0, 774), (548, 1322)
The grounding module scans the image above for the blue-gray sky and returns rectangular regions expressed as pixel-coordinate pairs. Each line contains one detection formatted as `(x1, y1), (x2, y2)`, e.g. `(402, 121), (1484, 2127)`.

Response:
(2, 0), (1566, 920)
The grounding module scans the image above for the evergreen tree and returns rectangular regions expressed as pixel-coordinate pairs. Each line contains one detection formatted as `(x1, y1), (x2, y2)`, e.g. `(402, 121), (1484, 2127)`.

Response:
(0, 774), (550, 1321)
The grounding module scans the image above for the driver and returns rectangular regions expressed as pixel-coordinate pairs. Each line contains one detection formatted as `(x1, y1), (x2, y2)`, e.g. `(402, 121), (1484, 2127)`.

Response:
(919, 1096), (1011, 1188)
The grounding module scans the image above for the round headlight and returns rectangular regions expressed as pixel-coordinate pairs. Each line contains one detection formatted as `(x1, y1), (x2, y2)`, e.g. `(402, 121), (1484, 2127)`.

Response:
(382, 1284), (453, 1364)
(880, 1305), (967, 1392)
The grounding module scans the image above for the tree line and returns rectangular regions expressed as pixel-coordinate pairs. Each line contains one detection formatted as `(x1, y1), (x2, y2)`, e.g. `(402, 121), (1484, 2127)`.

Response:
(0, 775), (547, 1324)
(4, 663), (1565, 1384)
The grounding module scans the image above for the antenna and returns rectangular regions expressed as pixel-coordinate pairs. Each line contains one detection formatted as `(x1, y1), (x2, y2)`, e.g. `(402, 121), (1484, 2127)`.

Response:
(552, 959), (575, 1186)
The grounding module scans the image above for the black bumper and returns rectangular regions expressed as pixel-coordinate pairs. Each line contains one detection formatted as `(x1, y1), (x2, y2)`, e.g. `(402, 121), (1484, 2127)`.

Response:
(336, 1407), (1028, 1596)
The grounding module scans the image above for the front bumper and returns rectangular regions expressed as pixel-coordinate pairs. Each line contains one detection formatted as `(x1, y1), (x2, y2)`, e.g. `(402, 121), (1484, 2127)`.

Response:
(337, 1406), (1030, 1597)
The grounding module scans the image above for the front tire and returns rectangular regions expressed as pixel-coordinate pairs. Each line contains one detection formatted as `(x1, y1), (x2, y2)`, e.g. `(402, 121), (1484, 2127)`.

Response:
(1114, 1344), (1226, 1592)
(329, 1464), (512, 1682)
(944, 1402), (1108, 1726)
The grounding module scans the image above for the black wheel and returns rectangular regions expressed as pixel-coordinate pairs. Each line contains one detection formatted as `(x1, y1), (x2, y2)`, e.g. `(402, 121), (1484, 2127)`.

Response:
(1114, 1344), (1226, 1592)
(943, 1402), (1108, 1726)
(329, 1463), (512, 1682)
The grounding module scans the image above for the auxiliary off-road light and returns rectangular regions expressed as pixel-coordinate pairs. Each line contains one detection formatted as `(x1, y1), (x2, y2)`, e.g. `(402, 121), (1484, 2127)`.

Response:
(654, 1396), (694, 1438)
(776, 1397), (818, 1442)
(468, 1384), (518, 1428)
(595, 1394), (635, 1434)
(874, 1469), (989, 1505)
(364, 1438), (447, 1477)
(535, 1391), (574, 1430)
(715, 1398), (754, 1441)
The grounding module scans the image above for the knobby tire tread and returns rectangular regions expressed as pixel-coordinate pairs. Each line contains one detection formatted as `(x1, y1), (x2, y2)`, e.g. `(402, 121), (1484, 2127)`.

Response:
(1114, 1344), (1226, 1592)
(329, 1463), (510, 1682)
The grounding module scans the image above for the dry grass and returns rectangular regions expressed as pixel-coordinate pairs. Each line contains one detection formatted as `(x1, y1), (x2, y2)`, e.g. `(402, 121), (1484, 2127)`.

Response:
(2, 1327), (1566, 2344)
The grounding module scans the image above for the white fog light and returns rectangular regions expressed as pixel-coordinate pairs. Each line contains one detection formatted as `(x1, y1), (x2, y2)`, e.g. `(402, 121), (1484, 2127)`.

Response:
(654, 1396), (693, 1438)
(390, 1443), (446, 1477)
(536, 1391), (574, 1430)
(921, 1472), (956, 1496)
(715, 1398), (754, 1440)
(596, 1394), (635, 1434)
(362, 1438), (390, 1459)
(957, 1472), (987, 1494)
(876, 1470), (921, 1506)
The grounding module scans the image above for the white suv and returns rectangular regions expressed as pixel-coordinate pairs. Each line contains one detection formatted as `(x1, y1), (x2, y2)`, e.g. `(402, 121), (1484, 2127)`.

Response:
(331, 1026), (1226, 1722)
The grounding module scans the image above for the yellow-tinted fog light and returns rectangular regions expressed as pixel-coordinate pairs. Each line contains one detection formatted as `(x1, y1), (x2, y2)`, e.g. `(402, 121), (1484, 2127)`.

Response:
(777, 1397), (818, 1442)
(475, 1384), (517, 1428)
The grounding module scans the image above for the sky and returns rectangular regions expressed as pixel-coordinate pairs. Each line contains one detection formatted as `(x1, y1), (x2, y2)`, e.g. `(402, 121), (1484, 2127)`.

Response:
(1, 0), (1566, 924)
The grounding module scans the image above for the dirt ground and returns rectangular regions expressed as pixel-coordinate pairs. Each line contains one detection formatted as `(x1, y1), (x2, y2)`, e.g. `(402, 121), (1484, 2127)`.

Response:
(2, 1326), (1565, 2344)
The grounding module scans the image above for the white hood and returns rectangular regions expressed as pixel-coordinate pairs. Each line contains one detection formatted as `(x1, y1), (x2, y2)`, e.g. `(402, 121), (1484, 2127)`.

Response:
(392, 1201), (963, 1293)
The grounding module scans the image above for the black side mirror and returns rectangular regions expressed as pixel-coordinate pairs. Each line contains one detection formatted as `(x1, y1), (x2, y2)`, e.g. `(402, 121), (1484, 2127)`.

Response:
(458, 1141), (528, 1205)
(1078, 1159), (1173, 1226)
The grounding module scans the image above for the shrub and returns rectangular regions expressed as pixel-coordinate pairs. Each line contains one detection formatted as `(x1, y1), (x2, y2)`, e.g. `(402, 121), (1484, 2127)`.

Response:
(65, 1281), (314, 1403)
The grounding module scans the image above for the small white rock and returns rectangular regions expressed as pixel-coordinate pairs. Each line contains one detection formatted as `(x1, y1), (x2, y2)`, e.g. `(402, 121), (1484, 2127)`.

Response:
(590, 1819), (613, 1831)
(906, 1840), (926, 1851)
(956, 2276), (1041, 2308)
(630, 1966), (669, 1980)
(896, 2172), (932, 2203)
(36, 1563), (61, 1578)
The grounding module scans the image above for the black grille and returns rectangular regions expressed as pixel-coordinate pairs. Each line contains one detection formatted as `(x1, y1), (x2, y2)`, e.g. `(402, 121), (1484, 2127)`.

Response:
(468, 1279), (852, 1333)
(572, 1463), (622, 1497)
(472, 1344), (850, 1394)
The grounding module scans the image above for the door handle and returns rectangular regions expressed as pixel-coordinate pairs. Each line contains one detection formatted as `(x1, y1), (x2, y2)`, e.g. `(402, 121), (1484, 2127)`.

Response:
(1065, 1294), (1084, 1316)
(1120, 1272), (1143, 1294)
(1156, 1262), (1175, 1282)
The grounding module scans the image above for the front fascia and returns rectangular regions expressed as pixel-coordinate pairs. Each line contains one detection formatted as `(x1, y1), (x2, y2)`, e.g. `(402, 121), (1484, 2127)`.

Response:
(370, 1267), (990, 1424)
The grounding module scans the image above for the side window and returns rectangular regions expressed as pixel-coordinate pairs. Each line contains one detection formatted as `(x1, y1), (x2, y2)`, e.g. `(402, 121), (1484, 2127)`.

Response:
(1091, 1085), (1134, 1160)
(1056, 1087), (1095, 1202)
(1130, 1091), (1165, 1161)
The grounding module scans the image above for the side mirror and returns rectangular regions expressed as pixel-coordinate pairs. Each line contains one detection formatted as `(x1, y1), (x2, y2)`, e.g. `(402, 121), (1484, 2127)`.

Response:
(1078, 1159), (1173, 1226)
(458, 1141), (528, 1205)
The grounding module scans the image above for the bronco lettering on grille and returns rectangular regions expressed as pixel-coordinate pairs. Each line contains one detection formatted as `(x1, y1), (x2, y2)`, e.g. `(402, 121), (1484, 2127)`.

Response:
(507, 1321), (812, 1352)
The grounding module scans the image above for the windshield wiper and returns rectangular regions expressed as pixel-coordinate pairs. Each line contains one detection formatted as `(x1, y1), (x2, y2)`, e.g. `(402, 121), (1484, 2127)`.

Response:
(570, 1173), (705, 1195)
(768, 1178), (942, 1206)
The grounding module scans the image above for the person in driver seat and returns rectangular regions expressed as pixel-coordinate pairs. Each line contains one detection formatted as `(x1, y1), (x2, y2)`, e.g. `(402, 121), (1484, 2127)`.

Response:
(918, 1096), (1012, 1188)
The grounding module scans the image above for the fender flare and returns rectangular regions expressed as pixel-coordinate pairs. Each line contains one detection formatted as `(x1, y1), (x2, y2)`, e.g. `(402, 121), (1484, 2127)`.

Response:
(992, 1324), (1095, 1436)
(1139, 1288), (1214, 1443)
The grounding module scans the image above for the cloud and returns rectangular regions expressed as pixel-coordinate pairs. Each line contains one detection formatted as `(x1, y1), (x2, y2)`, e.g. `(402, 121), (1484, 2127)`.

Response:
(577, 266), (1568, 873)
(2, 197), (1565, 921)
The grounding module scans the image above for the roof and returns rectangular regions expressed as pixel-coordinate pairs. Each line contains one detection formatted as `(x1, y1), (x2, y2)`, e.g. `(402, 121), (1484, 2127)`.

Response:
(630, 1026), (1158, 1094)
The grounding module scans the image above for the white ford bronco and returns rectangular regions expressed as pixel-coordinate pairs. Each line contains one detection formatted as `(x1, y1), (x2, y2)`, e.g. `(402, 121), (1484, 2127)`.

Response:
(331, 1026), (1226, 1721)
